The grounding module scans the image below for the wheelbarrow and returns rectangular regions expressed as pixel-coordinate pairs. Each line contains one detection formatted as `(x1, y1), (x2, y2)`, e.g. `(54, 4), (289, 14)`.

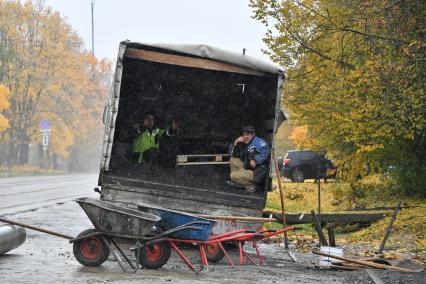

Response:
(137, 203), (294, 272)
(71, 197), (209, 272)
(0, 198), (212, 273)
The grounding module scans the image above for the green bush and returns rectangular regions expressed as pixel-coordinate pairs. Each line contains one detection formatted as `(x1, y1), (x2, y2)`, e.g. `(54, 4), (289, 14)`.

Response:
(391, 165), (426, 198)
(331, 175), (395, 209)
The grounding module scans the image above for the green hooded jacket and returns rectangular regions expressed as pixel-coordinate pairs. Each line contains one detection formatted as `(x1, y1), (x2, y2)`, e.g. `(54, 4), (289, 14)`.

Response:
(133, 128), (166, 163)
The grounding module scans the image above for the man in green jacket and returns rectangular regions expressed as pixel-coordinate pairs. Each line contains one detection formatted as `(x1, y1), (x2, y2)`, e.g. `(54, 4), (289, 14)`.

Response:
(133, 113), (180, 164)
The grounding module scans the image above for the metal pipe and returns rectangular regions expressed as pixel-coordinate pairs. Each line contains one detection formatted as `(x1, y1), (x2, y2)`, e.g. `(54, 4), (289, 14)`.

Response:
(0, 217), (74, 240)
(317, 175), (321, 217)
(0, 225), (26, 255)
(195, 215), (277, 222)
(311, 210), (328, 246)
(272, 150), (288, 247)
(378, 200), (401, 254)
(91, 0), (95, 55)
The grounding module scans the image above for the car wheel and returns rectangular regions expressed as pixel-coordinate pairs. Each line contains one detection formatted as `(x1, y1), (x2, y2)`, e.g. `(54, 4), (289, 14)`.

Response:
(291, 168), (305, 183)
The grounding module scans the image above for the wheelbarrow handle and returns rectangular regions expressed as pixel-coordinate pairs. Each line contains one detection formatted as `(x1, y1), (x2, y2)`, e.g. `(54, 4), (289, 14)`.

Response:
(252, 234), (265, 238)
(186, 221), (211, 225)
(145, 225), (203, 241)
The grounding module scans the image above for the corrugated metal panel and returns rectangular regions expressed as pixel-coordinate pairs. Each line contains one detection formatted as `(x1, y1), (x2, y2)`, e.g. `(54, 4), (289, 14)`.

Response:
(100, 44), (126, 171)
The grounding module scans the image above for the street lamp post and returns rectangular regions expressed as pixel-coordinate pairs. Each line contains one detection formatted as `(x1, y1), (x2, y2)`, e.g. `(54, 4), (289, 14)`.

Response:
(91, 0), (95, 56)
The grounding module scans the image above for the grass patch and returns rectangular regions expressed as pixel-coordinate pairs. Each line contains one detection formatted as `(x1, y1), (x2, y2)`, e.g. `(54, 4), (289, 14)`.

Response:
(267, 179), (339, 213)
(0, 165), (64, 177)
(265, 178), (426, 264)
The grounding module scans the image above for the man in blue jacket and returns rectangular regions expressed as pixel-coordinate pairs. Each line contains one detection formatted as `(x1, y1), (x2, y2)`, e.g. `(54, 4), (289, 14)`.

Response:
(229, 125), (271, 193)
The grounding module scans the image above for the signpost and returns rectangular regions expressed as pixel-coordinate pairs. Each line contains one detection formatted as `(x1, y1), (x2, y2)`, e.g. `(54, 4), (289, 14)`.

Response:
(40, 120), (51, 151)
(39, 120), (51, 168)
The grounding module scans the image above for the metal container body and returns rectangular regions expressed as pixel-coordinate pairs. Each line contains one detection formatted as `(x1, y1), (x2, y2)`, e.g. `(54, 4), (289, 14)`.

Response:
(0, 225), (26, 255)
(210, 219), (263, 235)
(138, 204), (215, 241)
(76, 197), (160, 237)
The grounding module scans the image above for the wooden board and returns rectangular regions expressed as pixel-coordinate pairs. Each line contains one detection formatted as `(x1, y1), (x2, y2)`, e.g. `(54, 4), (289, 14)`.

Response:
(264, 212), (387, 224)
(101, 175), (265, 210)
(101, 188), (263, 217)
(102, 182), (262, 210)
(176, 162), (230, 166)
(125, 48), (266, 76)
(176, 154), (230, 166)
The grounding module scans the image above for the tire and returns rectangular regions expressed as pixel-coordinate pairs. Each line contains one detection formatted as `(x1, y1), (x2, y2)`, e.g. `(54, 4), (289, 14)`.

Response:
(291, 168), (305, 183)
(136, 241), (171, 269)
(205, 243), (225, 263)
(225, 240), (245, 249)
(73, 229), (110, 267)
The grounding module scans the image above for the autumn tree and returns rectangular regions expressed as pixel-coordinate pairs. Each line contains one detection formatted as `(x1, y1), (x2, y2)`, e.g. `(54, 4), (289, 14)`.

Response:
(65, 53), (112, 171)
(0, 0), (111, 169)
(251, 0), (426, 196)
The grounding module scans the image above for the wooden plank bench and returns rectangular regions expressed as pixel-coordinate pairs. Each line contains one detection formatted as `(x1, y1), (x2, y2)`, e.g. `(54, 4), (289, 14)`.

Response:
(176, 154), (230, 166)
(263, 211), (387, 225)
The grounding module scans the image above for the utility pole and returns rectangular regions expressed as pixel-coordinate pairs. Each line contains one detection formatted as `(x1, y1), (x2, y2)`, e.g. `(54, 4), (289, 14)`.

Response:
(91, 0), (95, 56)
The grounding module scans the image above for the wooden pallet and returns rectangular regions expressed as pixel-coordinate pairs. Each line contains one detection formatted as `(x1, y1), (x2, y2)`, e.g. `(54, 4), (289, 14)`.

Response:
(176, 154), (230, 166)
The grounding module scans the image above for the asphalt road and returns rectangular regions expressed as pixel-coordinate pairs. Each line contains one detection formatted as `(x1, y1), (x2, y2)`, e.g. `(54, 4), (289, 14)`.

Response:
(0, 174), (98, 215)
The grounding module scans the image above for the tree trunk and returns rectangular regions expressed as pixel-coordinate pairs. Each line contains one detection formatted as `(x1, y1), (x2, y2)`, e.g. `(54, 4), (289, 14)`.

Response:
(18, 141), (29, 165)
(52, 153), (58, 170)
(38, 144), (44, 168)
(7, 140), (18, 166)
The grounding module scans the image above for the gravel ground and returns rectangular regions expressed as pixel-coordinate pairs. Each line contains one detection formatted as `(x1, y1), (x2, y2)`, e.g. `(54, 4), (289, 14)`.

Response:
(0, 201), (424, 284)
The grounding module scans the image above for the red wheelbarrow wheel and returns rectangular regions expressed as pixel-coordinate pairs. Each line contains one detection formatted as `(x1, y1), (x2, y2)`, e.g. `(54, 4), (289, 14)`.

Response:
(136, 241), (171, 269)
(73, 229), (110, 267)
(206, 243), (225, 263)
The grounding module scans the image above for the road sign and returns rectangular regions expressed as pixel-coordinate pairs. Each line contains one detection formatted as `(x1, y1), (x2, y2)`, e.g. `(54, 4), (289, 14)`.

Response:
(40, 120), (50, 130)
(42, 133), (49, 146)
(40, 129), (51, 151)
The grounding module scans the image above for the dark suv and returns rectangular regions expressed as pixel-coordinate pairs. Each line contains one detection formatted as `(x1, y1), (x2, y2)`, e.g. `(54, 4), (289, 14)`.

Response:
(280, 150), (336, 182)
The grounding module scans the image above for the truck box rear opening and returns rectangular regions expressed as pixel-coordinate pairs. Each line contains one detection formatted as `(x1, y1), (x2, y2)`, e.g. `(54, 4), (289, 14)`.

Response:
(99, 43), (284, 216)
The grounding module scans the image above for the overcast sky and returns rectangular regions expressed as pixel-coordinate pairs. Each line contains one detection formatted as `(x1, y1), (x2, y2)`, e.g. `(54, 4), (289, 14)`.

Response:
(44, 0), (270, 62)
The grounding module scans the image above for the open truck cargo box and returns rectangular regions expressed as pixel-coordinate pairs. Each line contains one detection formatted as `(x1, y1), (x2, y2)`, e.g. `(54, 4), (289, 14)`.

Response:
(98, 41), (285, 217)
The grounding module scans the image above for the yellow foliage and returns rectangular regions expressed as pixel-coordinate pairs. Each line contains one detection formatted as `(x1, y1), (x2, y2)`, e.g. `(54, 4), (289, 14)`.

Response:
(32, 112), (74, 158)
(0, 84), (11, 132)
(50, 125), (74, 158)
(0, 84), (10, 110)
(0, 114), (9, 133)
(288, 125), (318, 150)
(356, 144), (384, 154)
(252, 0), (426, 192)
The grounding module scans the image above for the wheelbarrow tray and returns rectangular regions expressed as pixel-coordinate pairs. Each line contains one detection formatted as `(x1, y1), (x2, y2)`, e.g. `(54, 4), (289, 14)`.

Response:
(137, 203), (215, 241)
(76, 197), (160, 237)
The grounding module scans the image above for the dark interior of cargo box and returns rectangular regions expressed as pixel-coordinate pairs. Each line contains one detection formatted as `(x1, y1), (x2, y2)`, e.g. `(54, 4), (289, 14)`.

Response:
(107, 55), (277, 195)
